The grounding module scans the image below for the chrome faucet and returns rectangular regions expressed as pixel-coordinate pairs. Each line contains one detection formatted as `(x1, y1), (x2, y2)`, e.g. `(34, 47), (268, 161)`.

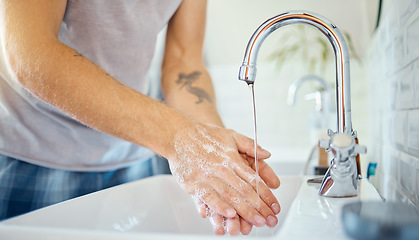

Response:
(238, 11), (366, 197)
(287, 74), (332, 113)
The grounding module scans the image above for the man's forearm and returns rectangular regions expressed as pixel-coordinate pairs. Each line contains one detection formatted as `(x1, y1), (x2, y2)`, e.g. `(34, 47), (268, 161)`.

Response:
(5, 38), (192, 160)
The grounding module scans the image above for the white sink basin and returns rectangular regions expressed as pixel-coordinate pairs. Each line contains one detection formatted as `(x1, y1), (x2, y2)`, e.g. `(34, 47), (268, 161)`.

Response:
(0, 174), (304, 240)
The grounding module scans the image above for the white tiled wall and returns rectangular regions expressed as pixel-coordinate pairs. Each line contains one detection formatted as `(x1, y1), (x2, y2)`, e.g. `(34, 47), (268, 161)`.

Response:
(367, 0), (419, 206)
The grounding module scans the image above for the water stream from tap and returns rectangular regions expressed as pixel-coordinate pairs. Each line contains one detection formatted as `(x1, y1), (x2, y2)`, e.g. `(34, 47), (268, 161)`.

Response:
(249, 83), (260, 211)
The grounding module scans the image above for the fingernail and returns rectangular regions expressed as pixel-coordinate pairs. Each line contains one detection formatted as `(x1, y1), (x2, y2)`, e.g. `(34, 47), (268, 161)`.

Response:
(226, 208), (236, 218)
(254, 215), (266, 226)
(271, 203), (280, 214)
(267, 215), (277, 228)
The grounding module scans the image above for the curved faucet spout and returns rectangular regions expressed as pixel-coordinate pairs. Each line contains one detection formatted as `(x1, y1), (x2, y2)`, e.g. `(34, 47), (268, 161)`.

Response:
(238, 11), (352, 134)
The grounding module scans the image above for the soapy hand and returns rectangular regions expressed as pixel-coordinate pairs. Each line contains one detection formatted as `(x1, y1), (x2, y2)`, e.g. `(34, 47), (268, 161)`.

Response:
(195, 199), (253, 235)
(169, 123), (281, 235)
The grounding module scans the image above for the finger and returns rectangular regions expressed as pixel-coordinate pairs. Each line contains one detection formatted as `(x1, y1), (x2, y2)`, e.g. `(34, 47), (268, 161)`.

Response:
(190, 185), (236, 219)
(249, 158), (281, 189)
(214, 164), (261, 207)
(195, 200), (208, 218)
(225, 215), (240, 236)
(230, 162), (280, 220)
(209, 176), (267, 227)
(209, 213), (226, 235)
(196, 161), (279, 228)
(240, 217), (253, 235)
(240, 154), (280, 193)
(233, 133), (271, 159)
(254, 178), (281, 220)
(256, 180), (281, 217)
(239, 160), (281, 216)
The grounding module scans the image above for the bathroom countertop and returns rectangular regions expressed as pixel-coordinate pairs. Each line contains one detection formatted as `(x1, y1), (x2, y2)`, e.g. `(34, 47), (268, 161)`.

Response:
(277, 177), (383, 240)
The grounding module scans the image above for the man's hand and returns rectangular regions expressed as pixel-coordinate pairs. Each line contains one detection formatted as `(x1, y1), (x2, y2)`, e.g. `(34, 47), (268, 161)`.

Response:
(169, 123), (281, 235)
(195, 199), (254, 235)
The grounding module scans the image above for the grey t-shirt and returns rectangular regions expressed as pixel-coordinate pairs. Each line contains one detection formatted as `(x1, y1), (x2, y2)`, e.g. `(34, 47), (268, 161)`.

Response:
(0, 0), (182, 171)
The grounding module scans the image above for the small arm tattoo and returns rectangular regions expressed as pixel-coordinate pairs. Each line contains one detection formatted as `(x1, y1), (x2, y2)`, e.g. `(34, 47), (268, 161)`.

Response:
(176, 71), (213, 104)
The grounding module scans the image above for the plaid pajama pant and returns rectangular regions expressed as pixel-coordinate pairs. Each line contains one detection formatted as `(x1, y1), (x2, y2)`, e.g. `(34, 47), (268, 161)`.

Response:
(0, 154), (170, 221)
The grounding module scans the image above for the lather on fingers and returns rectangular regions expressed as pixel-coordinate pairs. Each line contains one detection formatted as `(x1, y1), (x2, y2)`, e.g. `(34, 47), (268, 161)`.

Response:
(186, 169), (268, 228)
(197, 200), (253, 236)
(238, 156), (282, 214)
(209, 160), (279, 227)
(207, 175), (268, 227)
(234, 132), (280, 189)
(233, 132), (281, 217)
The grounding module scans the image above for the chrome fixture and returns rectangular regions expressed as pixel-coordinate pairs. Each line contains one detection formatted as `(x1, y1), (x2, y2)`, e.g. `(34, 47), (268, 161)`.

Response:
(287, 74), (332, 113)
(238, 11), (365, 197)
(318, 130), (366, 197)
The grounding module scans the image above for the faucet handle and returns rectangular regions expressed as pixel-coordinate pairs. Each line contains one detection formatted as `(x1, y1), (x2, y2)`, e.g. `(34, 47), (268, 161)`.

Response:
(318, 138), (331, 151)
(331, 133), (353, 148)
(318, 129), (336, 151)
(327, 129), (336, 137)
(318, 130), (367, 158)
(353, 145), (367, 156)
